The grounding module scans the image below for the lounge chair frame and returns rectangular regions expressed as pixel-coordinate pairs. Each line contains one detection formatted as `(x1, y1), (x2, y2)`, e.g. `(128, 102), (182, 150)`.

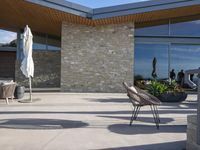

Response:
(123, 82), (161, 129)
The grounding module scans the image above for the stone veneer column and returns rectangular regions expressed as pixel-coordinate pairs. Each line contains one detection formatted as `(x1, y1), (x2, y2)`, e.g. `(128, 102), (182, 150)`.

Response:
(61, 22), (134, 92)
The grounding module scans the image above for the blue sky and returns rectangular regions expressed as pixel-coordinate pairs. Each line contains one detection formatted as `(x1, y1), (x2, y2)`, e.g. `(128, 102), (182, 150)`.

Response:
(67, 0), (150, 8)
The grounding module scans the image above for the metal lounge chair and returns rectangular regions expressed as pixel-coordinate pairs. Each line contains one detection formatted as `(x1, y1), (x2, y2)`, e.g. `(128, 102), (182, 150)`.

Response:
(123, 82), (161, 129)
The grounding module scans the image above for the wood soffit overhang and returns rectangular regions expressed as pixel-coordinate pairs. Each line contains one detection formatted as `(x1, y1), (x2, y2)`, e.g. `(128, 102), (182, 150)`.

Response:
(0, 0), (200, 36)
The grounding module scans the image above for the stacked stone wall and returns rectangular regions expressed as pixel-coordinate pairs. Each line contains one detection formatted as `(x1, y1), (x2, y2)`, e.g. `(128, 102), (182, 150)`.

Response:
(61, 23), (134, 92)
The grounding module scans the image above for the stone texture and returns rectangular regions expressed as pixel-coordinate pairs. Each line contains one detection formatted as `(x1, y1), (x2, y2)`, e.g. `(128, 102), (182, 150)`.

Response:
(15, 51), (60, 88)
(186, 115), (200, 150)
(61, 22), (134, 92)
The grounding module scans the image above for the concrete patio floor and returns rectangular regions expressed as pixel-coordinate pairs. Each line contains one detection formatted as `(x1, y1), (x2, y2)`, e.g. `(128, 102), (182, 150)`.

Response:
(0, 93), (197, 150)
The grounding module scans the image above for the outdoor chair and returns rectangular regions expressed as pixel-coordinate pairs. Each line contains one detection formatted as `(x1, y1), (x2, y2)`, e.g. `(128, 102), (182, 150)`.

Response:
(123, 82), (161, 129)
(0, 82), (16, 104)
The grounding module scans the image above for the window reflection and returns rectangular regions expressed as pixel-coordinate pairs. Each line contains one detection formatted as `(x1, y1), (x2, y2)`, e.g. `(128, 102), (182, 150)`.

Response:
(171, 20), (200, 37)
(33, 34), (46, 50)
(135, 43), (169, 80)
(171, 44), (200, 84)
(20, 32), (61, 51)
(47, 35), (61, 51)
(135, 24), (169, 36)
(135, 19), (200, 37)
(135, 18), (200, 90)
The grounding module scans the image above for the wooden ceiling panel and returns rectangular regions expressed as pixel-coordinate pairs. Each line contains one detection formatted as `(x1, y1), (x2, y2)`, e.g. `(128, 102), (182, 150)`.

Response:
(0, 0), (92, 36)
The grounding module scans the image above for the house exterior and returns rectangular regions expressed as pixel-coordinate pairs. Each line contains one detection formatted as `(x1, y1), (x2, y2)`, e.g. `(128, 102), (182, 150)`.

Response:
(0, 0), (200, 92)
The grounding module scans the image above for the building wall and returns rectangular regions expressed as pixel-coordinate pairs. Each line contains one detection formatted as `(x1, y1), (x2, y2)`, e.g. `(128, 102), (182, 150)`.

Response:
(61, 22), (134, 92)
(15, 50), (60, 88)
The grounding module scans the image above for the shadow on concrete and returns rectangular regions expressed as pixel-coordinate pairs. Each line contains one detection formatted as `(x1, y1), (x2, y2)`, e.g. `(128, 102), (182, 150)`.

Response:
(87, 97), (197, 110)
(88, 98), (130, 103)
(98, 140), (185, 150)
(0, 118), (88, 130)
(160, 102), (197, 110)
(98, 115), (174, 124)
(0, 109), (196, 115)
(108, 124), (186, 135)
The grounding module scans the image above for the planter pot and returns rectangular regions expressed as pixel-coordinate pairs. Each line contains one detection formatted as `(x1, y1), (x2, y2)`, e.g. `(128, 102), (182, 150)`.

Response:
(158, 92), (187, 102)
(14, 86), (25, 99)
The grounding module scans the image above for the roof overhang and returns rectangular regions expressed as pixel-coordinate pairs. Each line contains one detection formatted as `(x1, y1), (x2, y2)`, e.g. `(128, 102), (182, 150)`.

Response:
(92, 0), (200, 19)
(27, 0), (200, 20)
(0, 0), (200, 36)
(26, 0), (93, 18)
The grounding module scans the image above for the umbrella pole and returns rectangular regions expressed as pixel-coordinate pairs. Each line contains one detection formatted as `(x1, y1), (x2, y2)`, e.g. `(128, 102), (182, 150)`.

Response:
(29, 76), (32, 102)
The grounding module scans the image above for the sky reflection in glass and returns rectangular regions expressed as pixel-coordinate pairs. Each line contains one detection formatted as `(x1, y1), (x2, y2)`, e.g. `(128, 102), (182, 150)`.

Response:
(135, 24), (169, 36)
(171, 20), (200, 37)
(135, 43), (169, 80)
(135, 43), (200, 81)
(171, 44), (200, 72)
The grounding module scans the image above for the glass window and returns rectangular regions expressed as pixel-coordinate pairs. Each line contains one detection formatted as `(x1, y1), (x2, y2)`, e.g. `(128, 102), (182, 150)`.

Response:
(134, 43), (169, 80)
(33, 34), (46, 50)
(171, 44), (200, 83)
(171, 20), (200, 37)
(135, 24), (169, 36)
(20, 32), (61, 51)
(47, 35), (61, 51)
(0, 29), (17, 47)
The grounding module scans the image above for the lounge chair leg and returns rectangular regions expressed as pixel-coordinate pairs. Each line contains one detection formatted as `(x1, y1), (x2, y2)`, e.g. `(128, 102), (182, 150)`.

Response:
(130, 106), (136, 126)
(130, 106), (141, 126)
(134, 106), (141, 120)
(150, 105), (159, 129)
(153, 106), (160, 129)
(154, 106), (160, 123)
(6, 98), (9, 104)
(154, 106), (160, 124)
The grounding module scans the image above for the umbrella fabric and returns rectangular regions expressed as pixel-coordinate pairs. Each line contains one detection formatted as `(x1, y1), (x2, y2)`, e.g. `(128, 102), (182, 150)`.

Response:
(20, 25), (34, 78)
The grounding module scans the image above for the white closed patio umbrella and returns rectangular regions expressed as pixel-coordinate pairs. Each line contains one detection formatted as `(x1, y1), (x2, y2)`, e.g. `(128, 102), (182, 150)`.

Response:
(20, 25), (34, 102)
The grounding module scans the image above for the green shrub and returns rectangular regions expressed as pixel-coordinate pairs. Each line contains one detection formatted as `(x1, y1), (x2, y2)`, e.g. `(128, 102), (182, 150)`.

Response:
(168, 80), (184, 93)
(147, 80), (184, 97)
(147, 80), (168, 97)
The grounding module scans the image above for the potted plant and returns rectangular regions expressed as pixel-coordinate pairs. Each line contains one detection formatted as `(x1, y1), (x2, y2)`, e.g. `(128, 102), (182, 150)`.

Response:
(147, 80), (187, 102)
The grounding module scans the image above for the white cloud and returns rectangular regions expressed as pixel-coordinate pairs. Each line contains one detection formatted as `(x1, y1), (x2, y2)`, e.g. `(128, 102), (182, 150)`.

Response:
(0, 29), (16, 44)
